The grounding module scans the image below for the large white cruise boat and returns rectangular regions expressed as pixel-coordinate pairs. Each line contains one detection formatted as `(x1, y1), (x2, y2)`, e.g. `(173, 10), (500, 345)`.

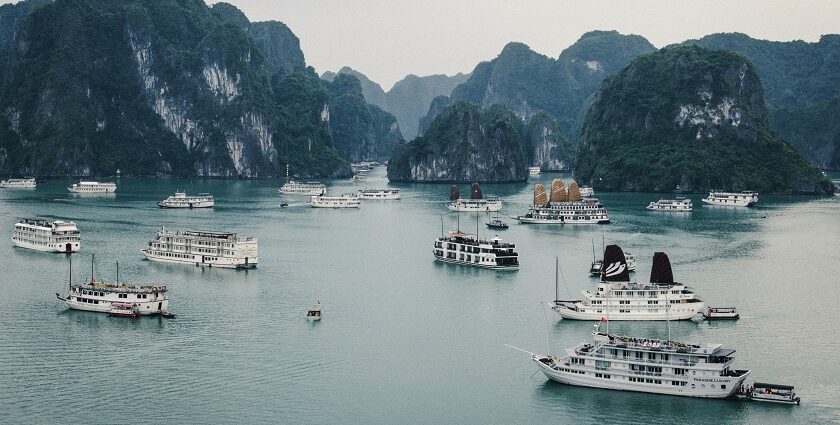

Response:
(529, 328), (750, 398)
(517, 180), (610, 224)
(447, 183), (503, 212)
(158, 192), (214, 208)
(141, 226), (257, 269)
(702, 191), (758, 207)
(358, 189), (401, 200)
(307, 194), (361, 208)
(56, 256), (170, 316)
(554, 246), (705, 321)
(0, 178), (36, 188)
(12, 218), (80, 253)
(433, 230), (519, 270)
(279, 165), (326, 196)
(647, 198), (693, 211)
(68, 180), (117, 193)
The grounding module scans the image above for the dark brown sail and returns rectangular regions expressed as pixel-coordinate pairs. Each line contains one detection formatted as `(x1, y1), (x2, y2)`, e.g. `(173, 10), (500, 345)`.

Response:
(450, 185), (460, 201)
(649, 252), (674, 284)
(601, 244), (630, 282)
(470, 182), (483, 199)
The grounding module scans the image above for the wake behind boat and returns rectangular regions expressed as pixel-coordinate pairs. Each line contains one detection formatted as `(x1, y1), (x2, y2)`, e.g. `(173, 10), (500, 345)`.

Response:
(158, 191), (214, 208)
(517, 179), (609, 224)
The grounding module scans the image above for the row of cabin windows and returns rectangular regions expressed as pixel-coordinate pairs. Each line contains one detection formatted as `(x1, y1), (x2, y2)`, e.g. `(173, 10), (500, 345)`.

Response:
(78, 289), (104, 296)
(613, 290), (680, 297)
(563, 370), (696, 388)
(594, 373), (611, 379)
(628, 377), (663, 384)
(557, 368), (585, 374)
(76, 297), (99, 304)
(117, 293), (151, 299)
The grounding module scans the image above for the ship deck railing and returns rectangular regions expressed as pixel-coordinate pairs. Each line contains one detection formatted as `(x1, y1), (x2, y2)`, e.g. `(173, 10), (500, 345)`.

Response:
(577, 350), (700, 367)
(80, 281), (167, 294)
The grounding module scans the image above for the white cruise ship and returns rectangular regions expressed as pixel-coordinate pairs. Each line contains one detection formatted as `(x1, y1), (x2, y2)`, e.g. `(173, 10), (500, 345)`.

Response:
(517, 180), (609, 224)
(307, 194), (361, 208)
(56, 256), (170, 316)
(579, 186), (595, 198)
(647, 198), (693, 211)
(555, 246), (705, 321)
(12, 218), (80, 253)
(702, 191), (758, 207)
(529, 328), (750, 398)
(158, 192), (214, 208)
(279, 165), (326, 196)
(68, 180), (117, 193)
(528, 166), (541, 176)
(447, 183), (503, 212)
(0, 178), (36, 188)
(433, 231), (519, 270)
(358, 189), (401, 200)
(141, 226), (257, 269)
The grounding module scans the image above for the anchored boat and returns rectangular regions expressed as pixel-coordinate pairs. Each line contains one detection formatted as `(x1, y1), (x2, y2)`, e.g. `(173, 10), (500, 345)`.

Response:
(12, 218), (80, 253)
(0, 178), (36, 188)
(647, 198), (693, 211)
(517, 180), (609, 224)
(735, 383), (800, 405)
(447, 183), (502, 212)
(307, 300), (322, 321)
(68, 180), (116, 193)
(158, 191), (214, 208)
(702, 191), (758, 207)
(141, 226), (257, 269)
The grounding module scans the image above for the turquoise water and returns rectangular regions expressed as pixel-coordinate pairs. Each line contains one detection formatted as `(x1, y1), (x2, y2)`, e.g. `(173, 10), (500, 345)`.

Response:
(0, 169), (838, 424)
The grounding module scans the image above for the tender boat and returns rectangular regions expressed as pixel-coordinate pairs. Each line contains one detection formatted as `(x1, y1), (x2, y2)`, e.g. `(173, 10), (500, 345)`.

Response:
(279, 165), (326, 196)
(358, 189), (401, 200)
(528, 166), (541, 176)
(307, 300), (322, 321)
(433, 231), (519, 270)
(56, 256), (171, 316)
(158, 191), (214, 208)
(517, 180), (609, 224)
(141, 226), (257, 269)
(0, 178), (36, 188)
(68, 180), (117, 193)
(702, 191), (758, 207)
(554, 247), (705, 321)
(447, 183), (502, 212)
(527, 327), (750, 398)
(12, 218), (80, 253)
(735, 383), (800, 405)
(647, 197), (693, 211)
(307, 194), (361, 208)
(706, 307), (739, 320)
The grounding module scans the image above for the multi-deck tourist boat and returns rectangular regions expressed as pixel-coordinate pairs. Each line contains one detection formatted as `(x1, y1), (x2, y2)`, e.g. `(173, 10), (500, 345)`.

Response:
(528, 328), (750, 398)
(517, 179), (609, 224)
(735, 383), (800, 404)
(68, 180), (117, 193)
(0, 178), (36, 188)
(702, 191), (758, 207)
(433, 230), (519, 270)
(358, 189), (401, 200)
(141, 226), (257, 269)
(158, 192), (214, 208)
(279, 165), (326, 196)
(647, 198), (693, 211)
(447, 183), (503, 212)
(579, 186), (595, 198)
(554, 246), (705, 321)
(528, 166), (541, 176)
(56, 256), (170, 316)
(307, 194), (361, 208)
(12, 218), (80, 253)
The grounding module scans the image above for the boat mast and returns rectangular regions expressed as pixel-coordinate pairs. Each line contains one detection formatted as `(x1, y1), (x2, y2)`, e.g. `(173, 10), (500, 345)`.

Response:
(541, 300), (551, 356)
(555, 256), (559, 303)
(68, 255), (72, 290)
(116, 260), (119, 285)
(90, 253), (95, 283)
(666, 290), (671, 343)
(440, 213), (444, 238)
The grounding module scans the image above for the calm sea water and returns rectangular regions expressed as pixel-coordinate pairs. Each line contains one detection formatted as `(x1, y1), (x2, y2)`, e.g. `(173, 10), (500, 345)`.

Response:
(0, 169), (838, 424)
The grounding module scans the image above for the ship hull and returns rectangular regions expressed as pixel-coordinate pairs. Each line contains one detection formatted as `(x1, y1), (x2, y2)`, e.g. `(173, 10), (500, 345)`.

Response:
(157, 201), (214, 208)
(58, 295), (169, 315)
(552, 304), (703, 321)
(141, 249), (257, 269)
(13, 239), (80, 253)
(517, 216), (610, 224)
(434, 256), (518, 270)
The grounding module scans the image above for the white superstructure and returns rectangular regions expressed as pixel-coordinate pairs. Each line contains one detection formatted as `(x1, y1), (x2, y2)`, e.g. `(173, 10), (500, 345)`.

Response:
(648, 198), (693, 211)
(556, 248), (704, 321)
(12, 218), (80, 253)
(517, 180), (609, 224)
(56, 259), (169, 316)
(280, 181), (327, 196)
(307, 194), (361, 208)
(358, 189), (401, 200)
(0, 178), (36, 188)
(158, 192), (214, 208)
(530, 329), (750, 398)
(68, 181), (117, 193)
(528, 167), (541, 176)
(433, 231), (519, 270)
(579, 186), (595, 197)
(141, 227), (257, 269)
(447, 196), (503, 212)
(702, 191), (758, 207)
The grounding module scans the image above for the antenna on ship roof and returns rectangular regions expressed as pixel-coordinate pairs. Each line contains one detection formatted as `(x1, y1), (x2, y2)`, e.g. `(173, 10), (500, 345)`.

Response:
(440, 213), (444, 238)
(541, 298), (551, 356)
(68, 255), (72, 290)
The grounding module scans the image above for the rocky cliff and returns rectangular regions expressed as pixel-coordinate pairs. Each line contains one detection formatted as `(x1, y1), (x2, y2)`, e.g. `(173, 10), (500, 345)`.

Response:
(387, 102), (528, 182)
(526, 112), (573, 171)
(574, 45), (833, 194)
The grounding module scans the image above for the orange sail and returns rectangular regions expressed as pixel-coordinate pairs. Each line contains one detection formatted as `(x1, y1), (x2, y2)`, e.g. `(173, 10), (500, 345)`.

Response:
(450, 185), (460, 201)
(567, 181), (582, 202)
(549, 179), (567, 203)
(533, 184), (548, 206)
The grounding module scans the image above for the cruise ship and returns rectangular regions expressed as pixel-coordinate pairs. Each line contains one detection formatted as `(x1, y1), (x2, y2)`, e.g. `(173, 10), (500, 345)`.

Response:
(12, 218), (80, 253)
(447, 183), (503, 212)
(579, 186), (595, 198)
(158, 192), (214, 208)
(358, 189), (401, 200)
(0, 178), (36, 188)
(141, 226), (257, 269)
(554, 246), (705, 321)
(702, 191), (758, 207)
(279, 165), (326, 196)
(307, 194), (361, 208)
(648, 198), (693, 211)
(517, 180), (610, 224)
(528, 166), (541, 176)
(68, 180), (117, 193)
(529, 328), (750, 398)
(433, 230), (519, 270)
(56, 256), (170, 316)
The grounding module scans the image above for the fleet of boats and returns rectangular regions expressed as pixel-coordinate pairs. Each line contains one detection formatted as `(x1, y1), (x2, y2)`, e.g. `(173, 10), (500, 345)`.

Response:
(158, 191), (214, 208)
(517, 180), (610, 224)
(0, 177), (36, 188)
(12, 218), (81, 253)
